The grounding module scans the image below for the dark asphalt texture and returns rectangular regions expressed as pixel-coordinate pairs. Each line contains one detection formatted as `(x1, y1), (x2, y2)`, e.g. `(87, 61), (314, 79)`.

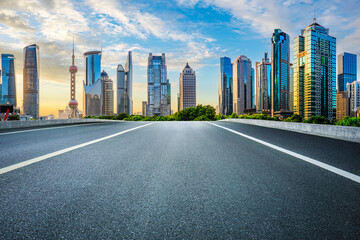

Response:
(0, 121), (359, 239)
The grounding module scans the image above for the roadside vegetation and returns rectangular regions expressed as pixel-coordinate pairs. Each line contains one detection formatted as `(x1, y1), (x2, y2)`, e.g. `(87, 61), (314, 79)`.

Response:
(84, 105), (360, 127)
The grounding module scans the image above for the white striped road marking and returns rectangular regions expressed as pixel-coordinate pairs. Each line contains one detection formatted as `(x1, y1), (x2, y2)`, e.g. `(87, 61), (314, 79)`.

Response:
(0, 123), (154, 175)
(0, 123), (101, 136)
(207, 122), (360, 184)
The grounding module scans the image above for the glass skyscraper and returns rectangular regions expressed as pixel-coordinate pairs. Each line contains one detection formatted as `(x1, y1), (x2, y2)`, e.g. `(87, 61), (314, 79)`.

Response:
(293, 19), (336, 119)
(23, 44), (39, 119)
(146, 53), (169, 116)
(251, 67), (255, 109)
(219, 57), (232, 115)
(338, 52), (357, 92)
(1, 54), (16, 106)
(117, 51), (132, 115)
(83, 50), (102, 116)
(179, 63), (196, 110)
(271, 29), (290, 116)
(101, 71), (114, 116)
(167, 79), (171, 113)
(233, 55), (252, 114)
(256, 53), (271, 113)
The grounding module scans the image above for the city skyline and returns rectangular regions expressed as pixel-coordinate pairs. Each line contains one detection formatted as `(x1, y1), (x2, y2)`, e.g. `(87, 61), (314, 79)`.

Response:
(0, 0), (359, 116)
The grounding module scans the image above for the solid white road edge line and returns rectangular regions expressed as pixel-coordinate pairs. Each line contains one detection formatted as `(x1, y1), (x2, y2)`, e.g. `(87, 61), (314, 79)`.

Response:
(0, 123), (101, 136)
(207, 122), (360, 184)
(0, 123), (154, 175)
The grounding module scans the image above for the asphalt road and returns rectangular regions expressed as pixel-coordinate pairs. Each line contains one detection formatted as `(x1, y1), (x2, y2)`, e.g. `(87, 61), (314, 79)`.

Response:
(0, 121), (359, 239)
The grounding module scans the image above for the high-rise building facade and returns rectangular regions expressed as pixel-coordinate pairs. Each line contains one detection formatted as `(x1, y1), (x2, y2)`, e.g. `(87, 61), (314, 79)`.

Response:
(83, 51), (102, 116)
(271, 29), (291, 116)
(233, 56), (252, 114)
(167, 79), (171, 113)
(336, 91), (350, 120)
(1, 54), (16, 106)
(338, 52), (357, 92)
(142, 101), (147, 116)
(23, 44), (40, 119)
(219, 57), (233, 115)
(179, 63), (196, 110)
(146, 53), (169, 116)
(293, 19), (336, 119)
(256, 53), (271, 113)
(117, 64), (125, 114)
(346, 81), (360, 117)
(101, 71), (114, 116)
(251, 67), (255, 109)
(124, 51), (132, 115)
(289, 64), (294, 112)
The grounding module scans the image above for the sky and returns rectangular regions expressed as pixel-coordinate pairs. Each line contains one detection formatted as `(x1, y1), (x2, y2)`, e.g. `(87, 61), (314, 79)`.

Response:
(0, 0), (359, 116)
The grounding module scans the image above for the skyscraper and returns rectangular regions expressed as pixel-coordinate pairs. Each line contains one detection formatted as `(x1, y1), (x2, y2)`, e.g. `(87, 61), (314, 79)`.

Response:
(289, 64), (294, 112)
(142, 101), (147, 116)
(23, 44), (39, 119)
(251, 67), (255, 109)
(117, 64), (125, 114)
(346, 81), (360, 117)
(83, 50), (102, 116)
(167, 79), (171, 113)
(233, 56), (252, 114)
(293, 19), (336, 119)
(124, 51), (132, 115)
(271, 29), (291, 116)
(146, 53), (169, 116)
(1, 54), (16, 106)
(101, 71), (114, 116)
(338, 52), (357, 92)
(256, 53), (271, 114)
(179, 63), (196, 110)
(219, 57), (232, 115)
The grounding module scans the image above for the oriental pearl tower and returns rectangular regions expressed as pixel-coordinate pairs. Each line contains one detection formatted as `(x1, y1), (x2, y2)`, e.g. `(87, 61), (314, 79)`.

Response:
(68, 39), (79, 118)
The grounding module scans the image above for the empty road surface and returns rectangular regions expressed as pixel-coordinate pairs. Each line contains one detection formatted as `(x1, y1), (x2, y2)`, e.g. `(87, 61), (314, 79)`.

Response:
(0, 121), (359, 239)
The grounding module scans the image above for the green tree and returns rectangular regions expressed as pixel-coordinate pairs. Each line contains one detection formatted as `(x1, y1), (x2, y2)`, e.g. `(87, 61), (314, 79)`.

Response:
(284, 114), (302, 122)
(116, 113), (129, 120)
(7, 114), (20, 121)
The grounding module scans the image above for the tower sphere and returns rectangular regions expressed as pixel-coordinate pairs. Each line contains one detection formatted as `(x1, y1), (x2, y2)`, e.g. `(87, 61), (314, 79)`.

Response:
(69, 65), (78, 73)
(68, 99), (78, 108)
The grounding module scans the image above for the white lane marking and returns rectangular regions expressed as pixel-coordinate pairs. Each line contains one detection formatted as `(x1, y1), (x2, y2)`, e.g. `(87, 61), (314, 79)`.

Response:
(0, 123), (154, 175)
(207, 122), (360, 184)
(0, 123), (101, 136)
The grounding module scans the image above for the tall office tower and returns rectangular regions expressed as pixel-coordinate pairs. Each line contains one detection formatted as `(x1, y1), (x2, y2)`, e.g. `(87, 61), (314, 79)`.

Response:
(167, 79), (171, 113)
(83, 50), (102, 116)
(251, 67), (255, 109)
(293, 19), (336, 119)
(346, 81), (360, 117)
(289, 64), (294, 112)
(1, 54), (16, 106)
(124, 51), (132, 115)
(338, 52), (357, 92)
(23, 44), (40, 119)
(336, 91), (350, 120)
(101, 71), (114, 115)
(142, 101), (147, 116)
(117, 64), (125, 114)
(68, 40), (79, 118)
(146, 53), (169, 116)
(233, 56), (252, 114)
(179, 63), (196, 110)
(271, 29), (291, 116)
(255, 53), (271, 114)
(219, 57), (233, 115)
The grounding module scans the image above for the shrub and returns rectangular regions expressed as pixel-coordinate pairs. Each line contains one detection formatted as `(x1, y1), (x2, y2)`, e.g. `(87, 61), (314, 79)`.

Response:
(336, 116), (360, 127)
(194, 115), (211, 121)
(303, 116), (330, 124)
(176, 105), (215, 121)
(229, 113), (238, 118)
(215, 113), (227, 120)
(116, 113), (129, 120)
(7, 114), (20, 121)
(284, 114), (302, 122)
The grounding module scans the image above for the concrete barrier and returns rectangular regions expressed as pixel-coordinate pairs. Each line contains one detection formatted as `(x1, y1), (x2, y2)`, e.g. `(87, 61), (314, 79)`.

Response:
(0, 119), (118, 129)
(222, 118), (360, 143)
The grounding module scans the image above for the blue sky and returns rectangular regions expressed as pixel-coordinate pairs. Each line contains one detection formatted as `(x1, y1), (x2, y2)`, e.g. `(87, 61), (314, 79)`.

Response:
(0, 0), (359, 115)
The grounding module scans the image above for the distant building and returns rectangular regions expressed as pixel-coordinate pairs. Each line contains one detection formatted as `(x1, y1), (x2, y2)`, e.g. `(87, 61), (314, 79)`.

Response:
(219, 57), (233, 115)
(338, 52), (357, 92)
(289, 64), (294, 112)
(146, 53), (169, 116)
(1, 54), (16, 106)
(251, 67), (255, 109)
(177, 93), (180, 112)
(293, 19), (336, 119)
(179, 63), (196, 110)
(83, 51), (102, 116)
(101, 71), (114, 116)
(256, 53), (271, 114)
(142, 101), (147, 116)
(23, 44), (40, 119)
(233, 55), (252, 114)
(336, 91), (350, 120)
(346, 81), (360, 117)
(117, 51), (133, 115)
(271, 29), (291, 116)
(167, 79), (171, 113)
